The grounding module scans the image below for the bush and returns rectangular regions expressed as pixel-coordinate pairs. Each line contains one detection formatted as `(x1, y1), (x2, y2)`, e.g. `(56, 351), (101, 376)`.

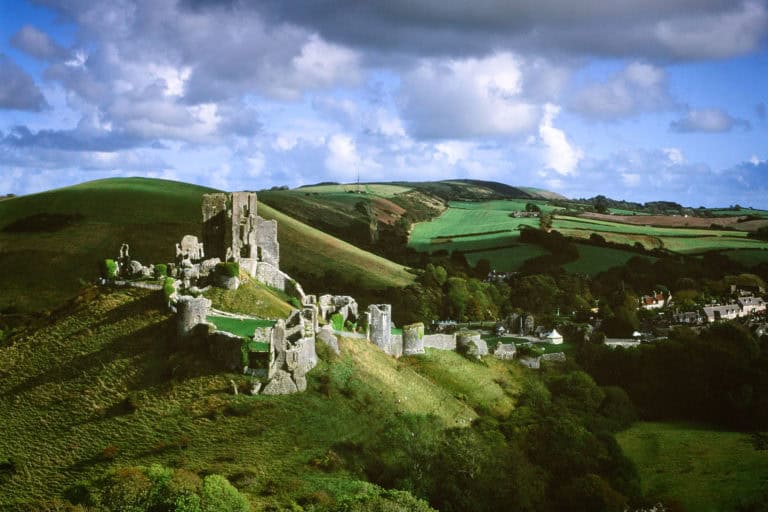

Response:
(200, 474), (249, 512)
(103, 259), (118, 279)
(154, 263), (168, 278)
(216, 262), (240, 278)
(330, 313), (344, 331)
(288, 297), (301, 309)
(163, 277), (176, 302)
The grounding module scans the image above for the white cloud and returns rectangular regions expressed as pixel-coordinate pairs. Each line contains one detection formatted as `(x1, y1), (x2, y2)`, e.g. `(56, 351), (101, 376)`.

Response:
(570, 62), (672, 119)
(325, 133), (360, 177)
(399, 53), (541, 139)
(670, 108), (751, 133)
(539, 103), (582, 175)
(663, 147), (685, 165)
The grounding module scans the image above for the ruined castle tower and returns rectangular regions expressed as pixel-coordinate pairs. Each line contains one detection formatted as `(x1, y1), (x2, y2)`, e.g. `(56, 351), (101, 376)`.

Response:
(201, 192), (260, 262)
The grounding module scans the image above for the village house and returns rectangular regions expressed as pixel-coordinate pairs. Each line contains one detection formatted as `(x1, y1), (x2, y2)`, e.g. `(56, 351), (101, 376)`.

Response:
(738, 296), (766, 316)
(639, 291), (670, 310)
(703, 304), (741, 323)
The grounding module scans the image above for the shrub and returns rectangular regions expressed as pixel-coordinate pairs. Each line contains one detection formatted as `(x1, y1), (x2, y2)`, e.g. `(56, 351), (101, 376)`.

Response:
(200, 474), (249, 512)
(103, 259), (118, 279)
(154, 263), (168, 278)
(330, 313), (344, 331)
(216, 262), (240, 278)
(288, 297), (301, 309)
(101, 444), (119, 461)
(163, 277), (176, 302)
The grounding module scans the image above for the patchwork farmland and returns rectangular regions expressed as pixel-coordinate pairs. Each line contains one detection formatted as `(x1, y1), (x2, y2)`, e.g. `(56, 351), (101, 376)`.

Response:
(408, 200), (768, 275)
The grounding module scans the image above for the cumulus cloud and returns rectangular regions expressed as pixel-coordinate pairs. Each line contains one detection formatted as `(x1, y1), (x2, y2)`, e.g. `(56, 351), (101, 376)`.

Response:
(0, 55), (48, 111)
(569, 62), (673, 120)
(10, 25), (70, 60)
(538, 104), (582, 175)
(670, 108), (751, 133)
(399, 53), (540, 139)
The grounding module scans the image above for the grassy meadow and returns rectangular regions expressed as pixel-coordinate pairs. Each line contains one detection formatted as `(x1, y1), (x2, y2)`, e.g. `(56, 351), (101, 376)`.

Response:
(0, 286), (522, 509)
(617, 422), (768, 511)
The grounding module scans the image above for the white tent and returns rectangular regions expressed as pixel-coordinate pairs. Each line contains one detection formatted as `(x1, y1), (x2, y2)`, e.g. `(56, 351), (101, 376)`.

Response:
(546, 329), (563, 345)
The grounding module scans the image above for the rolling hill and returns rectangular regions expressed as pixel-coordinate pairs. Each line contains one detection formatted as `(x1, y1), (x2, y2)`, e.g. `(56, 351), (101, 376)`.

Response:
(0, 178), (414, 313)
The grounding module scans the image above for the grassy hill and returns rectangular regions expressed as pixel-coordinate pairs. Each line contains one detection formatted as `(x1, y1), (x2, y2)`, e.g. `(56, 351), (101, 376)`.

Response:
(0, 286), (520, 509)
(0, 178), (413, 313)
(618, 422), (768, 511)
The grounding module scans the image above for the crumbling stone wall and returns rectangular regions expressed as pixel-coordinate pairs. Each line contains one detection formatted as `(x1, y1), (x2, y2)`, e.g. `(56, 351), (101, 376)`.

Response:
(493, 342), (517, 360)
(368, 304), (393, 354)
(209, 331), (244, 371)
(255, 261), (286, 290)
(318, 294), (358, 323)
(456, 331), (488, 359)
(176, 295), (211, 338)
(403, 322), (425, 355)
(422, 333), (457, 350)
(256, 217), (279, 266)
(201, 193), (229, 261)
(230, 192), (259, 260)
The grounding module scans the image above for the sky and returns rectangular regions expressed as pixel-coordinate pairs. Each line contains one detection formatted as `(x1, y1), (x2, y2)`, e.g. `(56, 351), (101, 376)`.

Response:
(0, 0), (767, 207)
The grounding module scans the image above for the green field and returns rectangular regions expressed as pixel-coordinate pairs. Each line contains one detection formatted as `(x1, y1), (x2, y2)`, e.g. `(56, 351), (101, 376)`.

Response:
(408, 204), (540, 253)
(0, 287), (522, 508)
(723, 249), (768, 267)
(206, 316), (276, 338)
(618, 422), (768, 511)
(409, 201), (768, 273)
(563, 244), (655, 275)
(295, 183), (412, 197)
(464, 244), (549, 271)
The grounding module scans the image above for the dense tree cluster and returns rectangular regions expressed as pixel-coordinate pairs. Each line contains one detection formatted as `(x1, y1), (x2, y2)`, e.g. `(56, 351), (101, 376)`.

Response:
(352, 368), (646, 512)
(578, 322), (768, 430)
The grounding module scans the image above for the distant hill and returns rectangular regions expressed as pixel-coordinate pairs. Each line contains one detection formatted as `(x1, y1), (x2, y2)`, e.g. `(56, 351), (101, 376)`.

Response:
(0, 177), (413, 313)
(260, 179), (565, 266)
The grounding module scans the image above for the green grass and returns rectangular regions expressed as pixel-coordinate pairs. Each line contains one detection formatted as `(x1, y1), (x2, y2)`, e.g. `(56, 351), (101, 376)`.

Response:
(723, 249), (768, 267)
(0, 287), (522, 508)
(257, 202), (415, 290)
(203, 278), (293, 319)
(562, 244), (654, 276)
(294, 183), (412, 197)
(464, 244), (550, 271)
(397, 349), (522, 418)
(0, 177), (414, 313)
(0, 178), (216, 312)
(206, 316), (276, 338)
(617, 422), (768, 511)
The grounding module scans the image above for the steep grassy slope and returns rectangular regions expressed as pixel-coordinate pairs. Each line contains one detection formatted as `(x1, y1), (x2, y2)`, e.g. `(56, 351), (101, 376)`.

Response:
(0, 178), (413, 313)
(256, 202), (415, 291)
(618, 422), (768, 511)
(0, 287), (519, 509)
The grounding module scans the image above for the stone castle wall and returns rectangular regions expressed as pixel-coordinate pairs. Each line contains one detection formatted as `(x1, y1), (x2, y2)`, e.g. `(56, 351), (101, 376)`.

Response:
(368, 304), (392, 355)
(422, 333), (457, 350)
(256, 217), (279, 267)
(403, 322), (425, 355)
(176, 295), (211, 338)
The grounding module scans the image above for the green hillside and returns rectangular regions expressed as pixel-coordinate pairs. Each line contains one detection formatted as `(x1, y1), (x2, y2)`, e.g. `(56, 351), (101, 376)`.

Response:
(0, 286), (517, 509)
(618, 422), (768, 511)
(0, 178), (413, 313)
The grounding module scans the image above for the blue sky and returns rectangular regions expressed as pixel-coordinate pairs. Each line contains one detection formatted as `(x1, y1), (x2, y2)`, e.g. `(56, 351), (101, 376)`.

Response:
(1, 0), (767, 207)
